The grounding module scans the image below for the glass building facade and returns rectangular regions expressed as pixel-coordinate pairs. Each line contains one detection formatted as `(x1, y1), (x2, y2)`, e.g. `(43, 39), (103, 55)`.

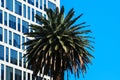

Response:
(0, 0), (60, 80)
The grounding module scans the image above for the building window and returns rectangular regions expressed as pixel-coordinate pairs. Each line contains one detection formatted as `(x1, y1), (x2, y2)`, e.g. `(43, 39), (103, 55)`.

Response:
(6, 66), (13, 80)
(44, 0), (46, 11)
(23, 71), (26, 80)
(23, 57), (26, 68)
(23, 4), (26, 18)
(28, 6), (30, 20)
(36, 10), (42, 24)
(48, 1), (56, 10)
(1, 64), (4, 80)
(22, 36), (25, 50)
(15, 69), (22, 80)
(18, 18), (21, 32)
(22, 20), (28, 33)
(0, 45), (4, 60)
(28, 0), (34, 6)
(15, 0), (22, 16)
(10, 49), (17, 65)
(28, 73), (30, 80)
(13, 33), (20, 48)
(4, 11), (7, 26)
(9, 31), (12, 45)
(36, 0), (38, 8)
(19, 52), (22, 67)
(0, 10), (2, 24)
(9, 14), (16, 30)
(0, 0), (4, 7)
(0, 27), (3, 41)
(40, 0), (42, 9)
(4, 29), (7, 43)
(6, 0), (13, 11)
(6, 47), (9, 62)
(32, 8), (34, 22)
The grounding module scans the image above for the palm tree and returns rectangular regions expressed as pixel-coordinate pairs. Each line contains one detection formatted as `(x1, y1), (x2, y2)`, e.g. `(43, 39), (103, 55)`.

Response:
(24, 6), (94, 80)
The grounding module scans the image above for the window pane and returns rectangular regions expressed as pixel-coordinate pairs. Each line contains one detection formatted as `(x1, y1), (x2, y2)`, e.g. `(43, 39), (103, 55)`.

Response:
(22, 36), (25, 50)
(0, 0), (4, 7)
(1, 64), (4, 80)
(4, 11), (7, 26)
(23, 4), (26, 18)
(6, 0), (13, 11)
(36, 11), (42, 24)
(15, 0), (22, 16)
(22, 20), (28, 33)
(40, 0), (42, 9)
(32, 8), (34, 22)
(28, 6), (30, 20)
(28, 0), (34, 5)
(23, 57), (26, 68)
(19, 52), (22, 67)
(0, 10), (2, 24)
(18, 18), (21, 32)
(0, 45), (4, 60)
(10, 49), (17, 65)
(36, 0), (38, 7)
(4, 29), (7, 43)
(15, 69), (22, 80)
(23, 71), (26, 80)
(28, 73), (30, 80)
(13, 33), (20, 48)
(9, 31), (12, 45)
(0, 27), (3, 41)
(44, 0), (46, 11)
(6, 66), (13, 80)
(6, 47), (9, 62)
(48, 1), (56, 10)
(9, 14), (16, 30)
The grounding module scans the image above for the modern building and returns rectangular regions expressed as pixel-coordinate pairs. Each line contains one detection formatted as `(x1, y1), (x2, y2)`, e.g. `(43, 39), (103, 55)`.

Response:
(0, 0), (60, 80)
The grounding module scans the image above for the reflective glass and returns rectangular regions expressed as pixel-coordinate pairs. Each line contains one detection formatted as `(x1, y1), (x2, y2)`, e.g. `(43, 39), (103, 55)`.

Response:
(19, 52), (22, 67)
(22, 20), (28, 33)
(15, 0), (22, 16)
(36, 0), (38, 7)
(28, 73), (30, 80)
(15, 69), (22, 80)
(10, 49), (17, 65)
(36, 11), (42, 24)
(23, 57), (26, 68)
(9, 14), (16, 30)
(28, 6), (30, 20)
(6, 47), (9, 62)
(0, 45), (4, 60)
(28, 0), (34, 5)
(13, 33), (20, 48)
(23, 4), (26, 18)
(40, 0), (42, 9)
(23, 71), (26, 80)
(0, 0), (4, 7)
(9, 31), (12, 45)
(6, 66), (13, 80)
(18, 18), (21, 32)
(0, 10), (2, 24)
(4, 29), (7, 43)
(32, 8), (34, 22)
(0, 27), (2, 41)
(1, 64), (4, 80)
(48, 1), (56, 10)
(6, 0), (13, 11)
(44, 0), (46, 11)
(22, 36), (25, 50)
(4, 12), (7, 26)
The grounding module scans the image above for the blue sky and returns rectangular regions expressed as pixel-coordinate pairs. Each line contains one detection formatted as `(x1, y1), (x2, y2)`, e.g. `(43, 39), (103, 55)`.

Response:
(61, 0), (120, 80)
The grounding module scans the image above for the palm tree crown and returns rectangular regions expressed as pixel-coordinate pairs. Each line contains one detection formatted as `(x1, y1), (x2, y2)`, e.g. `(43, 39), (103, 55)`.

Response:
(24, 6), (94, 80)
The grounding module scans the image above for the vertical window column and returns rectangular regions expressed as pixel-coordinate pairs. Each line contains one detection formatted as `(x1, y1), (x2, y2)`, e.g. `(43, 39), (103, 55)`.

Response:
(9, 14), (16, 30)
(0, 45), (4, 60)
(15, 0), (22, 16)
(18, 18), (21, 32)
(40, 0), (42, 9)
(1, 64), (4, 80)
(6, 47), (9, 62)
(6, 66), (13, 80)
(6, 0), (13, 11)
(0, 0), (4, 7)
(4, 12), (7, 26)
(9, 31), (12, 45)
(13, 33), (20, 48)
(22, 20), (28, 33)
(10, 49), (17, 65)
(0, 10), (2, 24)
(4, 29), (7, 43)
(0, 27), (3, 41)
(15, 69), (22, 80)
(23, 4), (26, 18)
(32, 8), (34, 22)
(28, 6), (30, 20)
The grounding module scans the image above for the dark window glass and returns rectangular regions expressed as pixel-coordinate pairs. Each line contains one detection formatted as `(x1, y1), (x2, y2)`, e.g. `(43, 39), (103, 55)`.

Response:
(19, 52), (22, 67)
(22, 20), (28, 33)
(23, 71), (26, 80)
(1, 64), (4, 80)
(0, 27), (2, 41)
(9, 31), (12, 45)
(9, 14), (16, 30)
(23, 57), (26, 68)
(22, 36), (25, 50)
(23, 4), (26, 18)
(32, 8), (34, 22)
(6, 66), (13, 80)
(40, 0), (42, 9)
(13, 33), (20, 48)
(10, 49), (17, 65)
(18, 18), (21, 32)
(15, 69), (22, 80)
(48, 1), (56, 10)
(28, 73), (30, 80)
(6, 47), (9, 62)
(0, 0), (4, 7)
(28, 0), (34, 5)
(15, 0), (22, 15)
(36, 11), (42, 24)
(0, 10), (2, 24)
(36, 0), (38, 7)
(36, 76), (42, 80)
(28, 6), (30, 20)
(4, 11), (7, 26)
(44, 0), (46, 11)
(4, 29), (7, 43)
(0, 45), (4, 60)
(6, 0), (13, 11)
